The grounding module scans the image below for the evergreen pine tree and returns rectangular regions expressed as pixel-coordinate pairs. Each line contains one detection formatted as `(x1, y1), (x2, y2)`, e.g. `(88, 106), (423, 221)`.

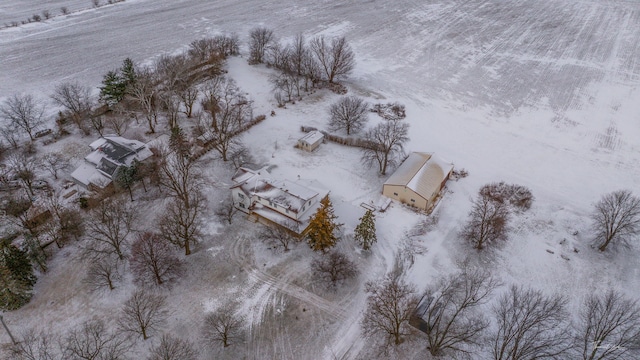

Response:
(120, 57), (137, 89)
(23, 234), (47, 273)
(354, 209), (377, 251)
(115, 161), (138, 201)
(306, 197), (342, 252)
(0, 243), (36, 310)
(99, 70), (126, 106)
(169, 126), (190, 157)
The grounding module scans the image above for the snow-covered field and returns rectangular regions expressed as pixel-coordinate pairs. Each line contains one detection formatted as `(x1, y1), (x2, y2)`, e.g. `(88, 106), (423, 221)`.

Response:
(1, 0), (640, 359)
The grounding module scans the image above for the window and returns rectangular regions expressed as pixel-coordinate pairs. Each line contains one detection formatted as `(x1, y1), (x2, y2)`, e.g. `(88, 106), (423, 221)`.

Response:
(410, 199), (415, 203)
(393, 192), (398, 196)
(239, 203), (245, 208)
(238, 193), (245, 199)
(302, 206), (305, 211)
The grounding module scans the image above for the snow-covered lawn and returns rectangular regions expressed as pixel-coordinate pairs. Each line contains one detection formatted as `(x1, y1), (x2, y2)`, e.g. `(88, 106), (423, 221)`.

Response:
(1, 0), (640, 359)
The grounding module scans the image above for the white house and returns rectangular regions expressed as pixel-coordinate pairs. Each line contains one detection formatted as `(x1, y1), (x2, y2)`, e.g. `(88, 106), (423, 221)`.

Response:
(70, 135), (153, 190)
(231, 167), (329, 236)
(297, 130), (324, 152)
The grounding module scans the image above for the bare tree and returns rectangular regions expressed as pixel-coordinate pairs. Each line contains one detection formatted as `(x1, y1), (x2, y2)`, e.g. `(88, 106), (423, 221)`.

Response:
(310, 36), (355, 83)
(178, 84), (198, 118)
(63, 319), (131, 360)
(84, 197), (136, 260)
(214, 197), (238, 225)
(158, 147), (202, 206)
(289, 33), (309, 77)
(0, 94), (46, 141)
(160, 92), (181, 130)
(158, 194), (205, 256)
(44, 197), (84, 248)
(461, 193), (510, 250)
(361, 119), (409, 175)
(41, 152), (70, 180)
(591, 190), (640, 251)
(574, 289), (640, 360)
(148, 334), (197, 360)
(0, 124), (20, 149)
(130, 232), (182, 286)
(129, 67), (159, 134)
(7, 152), (40, 196)
(361, 275), (419, 347)
(311, 251), (358, 288)
(8, 328), (59, 360)
(84, 254), (122, 291)
(228, 145), (255, 171)
(88, 114), (106, 136)
(418, 263), (499, 357)
(51, 82), (94, 133)
(328, 96), (369, 135)
(119, 290), (167, 340)
(260, 224), (297, 252)
(188, 36), (236, 62)
(203, 302), (245, 348)
(199, 77), (252, 161)
(492, 285), (571, 360)
(106, 114), (129, 136)
(248, 27), (275, 64)
(269, 72), (300, 103)
(1, 196), (38, 236)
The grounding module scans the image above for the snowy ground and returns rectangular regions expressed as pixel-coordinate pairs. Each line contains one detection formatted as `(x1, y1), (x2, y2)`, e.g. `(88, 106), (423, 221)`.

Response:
(1, 0), (640, 359)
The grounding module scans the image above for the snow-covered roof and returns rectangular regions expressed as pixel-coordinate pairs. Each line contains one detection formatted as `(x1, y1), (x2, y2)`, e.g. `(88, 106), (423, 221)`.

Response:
(232, 167), (327, 216)
(299, 130), (324, 145)
(72, 135), (154, 188)
(70, 162), (111, 188)
(85, 136), (153, 167)
(384, 152), (453, 200)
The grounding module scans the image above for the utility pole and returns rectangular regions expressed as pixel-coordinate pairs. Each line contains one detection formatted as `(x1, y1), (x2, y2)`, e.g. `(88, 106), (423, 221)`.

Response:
(0, 314), (17, 345)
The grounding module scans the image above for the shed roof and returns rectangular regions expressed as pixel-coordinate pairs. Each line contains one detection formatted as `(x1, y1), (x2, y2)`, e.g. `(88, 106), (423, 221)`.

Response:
(299, 130), (324, 145)
(384, 152), (453, 200)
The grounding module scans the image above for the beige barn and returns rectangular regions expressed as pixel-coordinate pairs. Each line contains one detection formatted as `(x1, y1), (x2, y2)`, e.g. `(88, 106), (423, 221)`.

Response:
(382, 152), (453, 211)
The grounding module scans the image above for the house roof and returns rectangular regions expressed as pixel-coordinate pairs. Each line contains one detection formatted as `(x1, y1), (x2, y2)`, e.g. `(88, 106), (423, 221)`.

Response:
(87, 136), (152, 166)
(232, 167), (327, 216)
(384, 152), (454, 200)
(72, 136), (153, 188)
(299, 130), (324, 145)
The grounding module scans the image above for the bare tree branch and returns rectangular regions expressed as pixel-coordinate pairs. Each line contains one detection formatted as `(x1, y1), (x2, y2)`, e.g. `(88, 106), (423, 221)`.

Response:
(203, 302), (245, 348)
(118, 290), (168, 340)
(362, 275), (419, 347)
(328, 96), (369, 135)
(148, 334), (197, 360)
(130, 232), (182, 287)
(492, 285), (571, 360)
(0, 94), (46, 141)
(591, 190), (640, 251)
(574, 289), (640, 360)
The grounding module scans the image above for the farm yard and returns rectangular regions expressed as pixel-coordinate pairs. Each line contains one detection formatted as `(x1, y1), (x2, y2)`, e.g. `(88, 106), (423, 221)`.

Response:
(1, 0), (640, 359)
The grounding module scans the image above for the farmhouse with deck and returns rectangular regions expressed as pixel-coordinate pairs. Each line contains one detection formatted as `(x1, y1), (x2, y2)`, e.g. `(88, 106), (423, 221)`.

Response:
(231, 167), (329, 236)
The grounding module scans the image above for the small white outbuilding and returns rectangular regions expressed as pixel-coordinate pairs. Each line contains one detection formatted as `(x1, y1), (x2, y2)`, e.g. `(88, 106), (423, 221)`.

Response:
(297, 130), (324, 152)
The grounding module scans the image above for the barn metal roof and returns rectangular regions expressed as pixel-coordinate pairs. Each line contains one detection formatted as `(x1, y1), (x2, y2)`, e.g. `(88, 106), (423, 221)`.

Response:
(384, 152), (453, 200)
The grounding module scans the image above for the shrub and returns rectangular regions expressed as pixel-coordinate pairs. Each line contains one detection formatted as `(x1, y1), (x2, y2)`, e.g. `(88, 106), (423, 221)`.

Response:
(479, 182), (534, 211)
(32, 14), (42, 22)
(61, 7), (69, 15)
(42, 10), (51, 19)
